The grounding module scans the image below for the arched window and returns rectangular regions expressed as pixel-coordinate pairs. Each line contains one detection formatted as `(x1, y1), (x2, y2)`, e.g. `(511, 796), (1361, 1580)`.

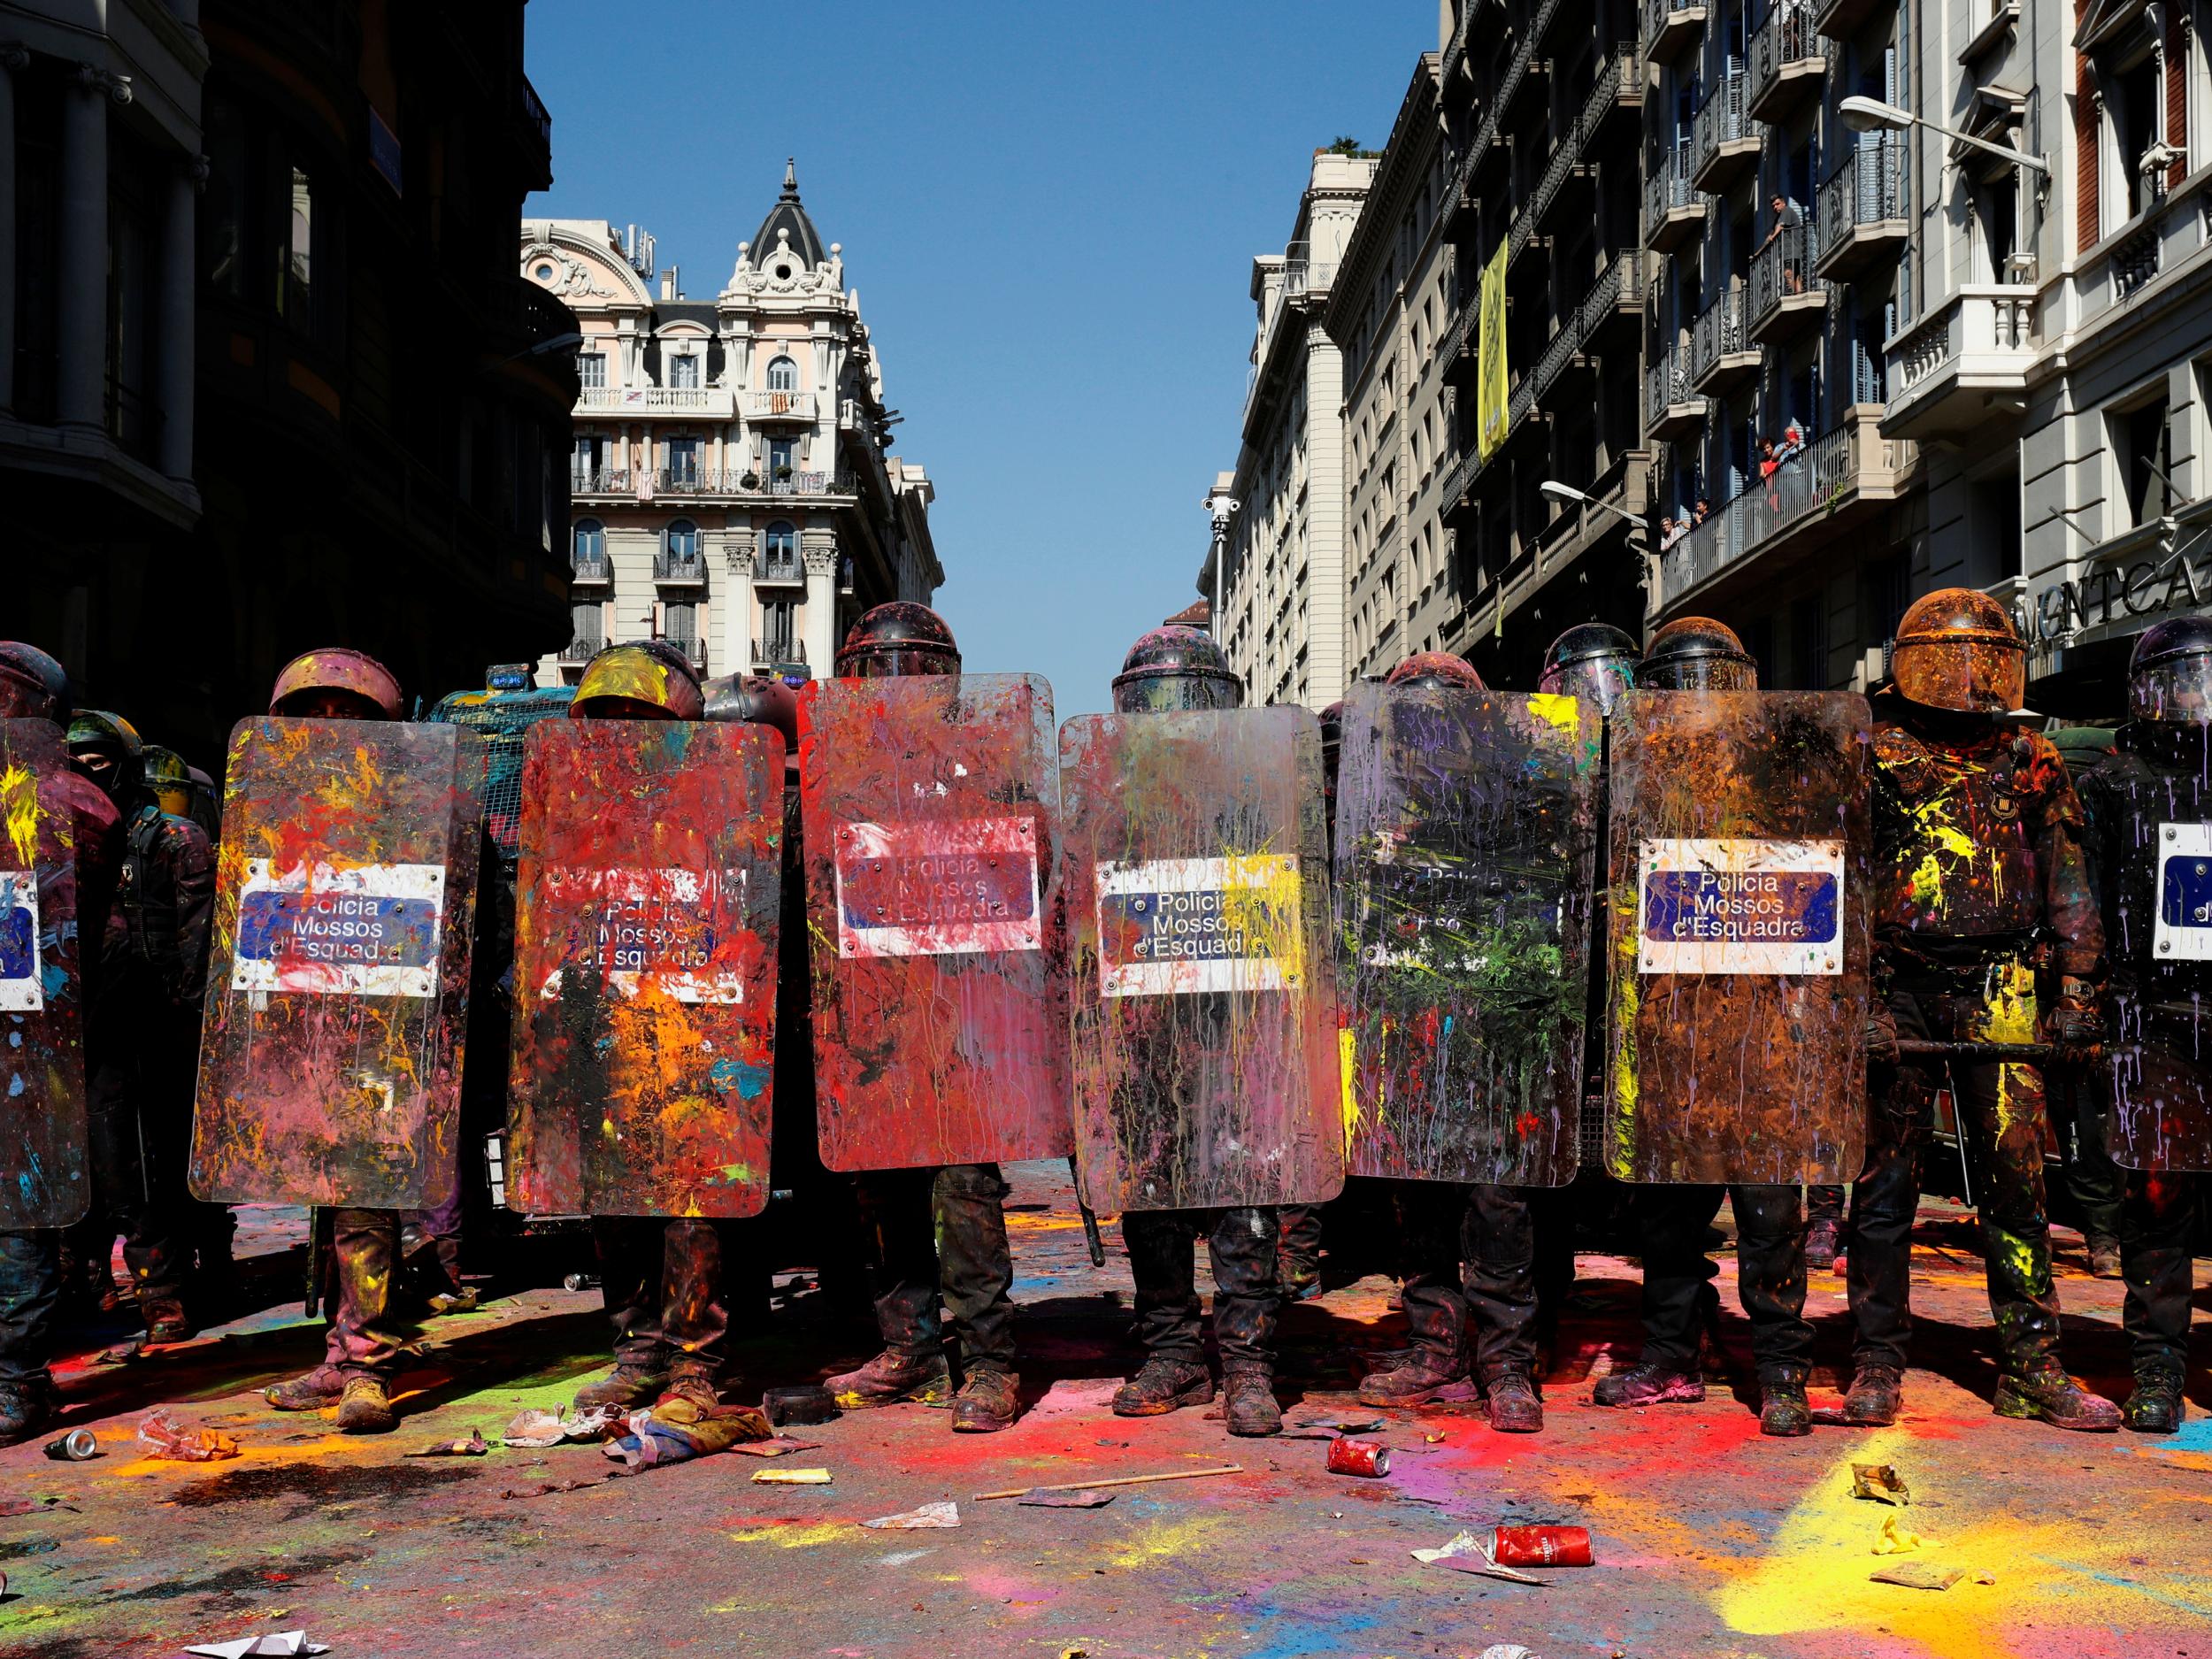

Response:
(572, 518), (604, 562)
(763, 520), (797, 557)
(664, 519), (700, 558)
(766, 355), (799, 392)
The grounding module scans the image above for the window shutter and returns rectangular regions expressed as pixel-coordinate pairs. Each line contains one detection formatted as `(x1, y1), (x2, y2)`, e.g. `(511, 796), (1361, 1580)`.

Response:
(2167, 7), (2189, 188)
(2076, 30), (2100, 252)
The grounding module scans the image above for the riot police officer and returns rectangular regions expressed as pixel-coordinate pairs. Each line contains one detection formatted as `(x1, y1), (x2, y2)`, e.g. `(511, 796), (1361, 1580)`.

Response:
(260, 648), (419, 1433)
(1102, 625), (1285, 1437)
(65, 710), (215, 1343)
(1536, 622), (1640, 718)
(1277, 697), (1348, 1301)
(1590, 619), (1820, 1436)
(1355, 652), (1547, 1432)
(2075, 616), (2212, 1433)
(0, 643), (125, 1444)
(557, 644), (757, 1413)
(824, 603), (1025, 1433)
(1849, 590), (2117, 1431)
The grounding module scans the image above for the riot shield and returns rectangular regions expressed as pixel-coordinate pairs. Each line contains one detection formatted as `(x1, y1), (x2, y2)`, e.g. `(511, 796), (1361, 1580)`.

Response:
(1059, 706), (1344, 1211)
(2111, 812), (2212, 1171)
(1604, 691), (1870, 1184)
(507, 720), (784, 1217)
(0, 720), (89, 1227)
(191, 719), (487, 1207)
(798, 674), (1071, 1171)
(1334, 684), (1600, 1186)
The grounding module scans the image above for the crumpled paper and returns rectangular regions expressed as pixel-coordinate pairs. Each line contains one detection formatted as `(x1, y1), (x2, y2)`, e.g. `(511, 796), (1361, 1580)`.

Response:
(1851, 1463), (1911, 1505)
(602, 1397), (772, 1470)
(183, 1632), (330, 1657)
(503, 1404), (622, 1448)
(138, 1409), (239, 1462)
(861, 1501), (960, 1529)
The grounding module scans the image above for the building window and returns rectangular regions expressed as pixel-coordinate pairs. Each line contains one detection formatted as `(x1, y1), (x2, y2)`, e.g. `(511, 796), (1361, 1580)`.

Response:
(670, 352), (701, 389)
(2120, 394), (2173, 526)
(2115, 55), (2163, 219)
(573, 518), (604, 562)
(764, 519), (798, 557)
(767, 434), (798, 477)
(665, 518), (701, 560)
(578, 351), (607, 389)
(665, 601), (697, 647)
(572, 600), (603, 652)
(280, 165), (313, 328)
(766, 354), (799, 392)
(665, 437), (700, 487)
(762, 596), (799, 654)
(572, 434), (604, 487)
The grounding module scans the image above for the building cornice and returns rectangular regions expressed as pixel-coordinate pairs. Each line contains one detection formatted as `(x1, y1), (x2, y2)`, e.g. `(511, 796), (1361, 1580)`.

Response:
(1324, 54), (1443, 347)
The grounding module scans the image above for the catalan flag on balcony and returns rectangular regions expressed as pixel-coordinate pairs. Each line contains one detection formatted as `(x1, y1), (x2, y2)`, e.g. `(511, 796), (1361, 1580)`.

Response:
(1476, 237), (1509, 462)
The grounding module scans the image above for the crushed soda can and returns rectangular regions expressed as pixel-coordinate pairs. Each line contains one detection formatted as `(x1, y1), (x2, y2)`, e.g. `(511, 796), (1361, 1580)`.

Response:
(1325, 1437), (1391, 1478)
(42, 1429), (100, 1461)
(1851, 1463), (1910, 1505)
(1492, 1525), (1593, 1567)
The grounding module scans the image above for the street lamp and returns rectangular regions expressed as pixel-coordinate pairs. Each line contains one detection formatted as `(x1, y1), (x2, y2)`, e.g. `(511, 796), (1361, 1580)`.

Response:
(1836, 95), (2048, 174)
(1540, 479), (1647, 532)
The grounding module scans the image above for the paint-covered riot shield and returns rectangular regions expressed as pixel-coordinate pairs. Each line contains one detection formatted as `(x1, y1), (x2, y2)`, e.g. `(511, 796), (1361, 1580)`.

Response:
(2099, 789), (2212, 1171)
(191, 720), (487, 1208)
(1334, 685), (1601, 1186)
(798, 674), (1070, 1171)
(0, 721), (89, 1227)
(507, 721), (784, 1217)
(1060, 706), (1344, 1211)
(1605, 691), (1871, 1184)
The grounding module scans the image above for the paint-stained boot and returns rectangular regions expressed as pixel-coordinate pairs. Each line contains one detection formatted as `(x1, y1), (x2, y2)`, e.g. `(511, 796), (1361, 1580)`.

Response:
(1842, 1363), (1903, 1427)
(1112, 1356), (1214, 1417)
(141, 1292), (194, 1346)
(826, 1348), (954, 1409)
(336, 1377), (396, 1434)
(2123, 1368), (2185, 1435)
(1993, 1366), (2122, 1432)
(1484, 1371), (1543, 1433)
(572, 1364), (672, 1410)
(1803, 1216), (1842, 1271)
(950, 1367), (1020, 1432)
(1221, 1365), (1282, 1437)
(1357, 1353), (1468, 1408)
(1758, 1374), (1813, 1437)
(1591, 1362), (1704, 1408)
(0, 1381), (52, 1448)
(662, 1364), (726, 1411)
(265, 1365), (344, 1411)
(2086, 1235), (2124, 1280)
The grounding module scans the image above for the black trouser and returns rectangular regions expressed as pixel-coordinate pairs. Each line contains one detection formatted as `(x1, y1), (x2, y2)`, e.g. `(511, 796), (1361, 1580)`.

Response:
(1125, 1205), (1279, 1370)
(83, 1032), (184, 1306)
(857, 1164), (1016, 1373)
(2109, 1015), (2206, 1378)
(1807, 1185), (1845, 1225)
(2053, 1071), (2124, 1243)
(594, 1216), (742, 1378)
(1397, 1181), (1540, 1382)
(1856, 957), (2063, 1377)
(1278, 1205), (1322, 1278)
(0, 1231), (60, 1391)
(1635, 1184), (1811, 1381)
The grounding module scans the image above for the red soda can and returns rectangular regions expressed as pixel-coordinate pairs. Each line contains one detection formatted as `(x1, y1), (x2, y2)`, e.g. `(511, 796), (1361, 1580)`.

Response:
(1326, 1437), (1391, 1477)
(1491, 1525), (1593, 1566)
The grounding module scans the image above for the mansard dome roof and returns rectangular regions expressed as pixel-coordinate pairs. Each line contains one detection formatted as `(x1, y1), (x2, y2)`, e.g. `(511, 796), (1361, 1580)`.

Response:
(751, 158), (826, 269)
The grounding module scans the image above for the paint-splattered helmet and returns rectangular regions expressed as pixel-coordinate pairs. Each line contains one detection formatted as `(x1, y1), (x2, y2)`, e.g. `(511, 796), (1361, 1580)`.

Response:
(701, 672), (800, 750)
(571, 642), (705, 721)
(1639, 617), (1758, 693)
(835, 602), (961, 679)
(270, 647), (403, 720)
(0, 641), (70, 723)
(1111, 625), (1241, 714)
(142, 744), (195, 818)
(66, 709), (145, 804)
(1539, 623), (1640, 716)
(2127, 614), (2212, 726)
(1385, 652), (1486, 691)
(1890, 588), (2025, 715)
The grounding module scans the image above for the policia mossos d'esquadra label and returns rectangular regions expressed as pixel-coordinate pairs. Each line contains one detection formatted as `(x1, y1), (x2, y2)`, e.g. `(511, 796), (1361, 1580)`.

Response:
(1093, 853), (1304, 997)
(1636, 837), (1845, 978)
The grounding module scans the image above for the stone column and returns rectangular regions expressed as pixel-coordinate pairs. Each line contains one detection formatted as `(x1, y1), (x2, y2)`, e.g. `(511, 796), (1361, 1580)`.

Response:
(58, 65), (129, 431)
(156, 157), (200, 479)
(0, 45), (26, 412)
(803, 535), (840, 673)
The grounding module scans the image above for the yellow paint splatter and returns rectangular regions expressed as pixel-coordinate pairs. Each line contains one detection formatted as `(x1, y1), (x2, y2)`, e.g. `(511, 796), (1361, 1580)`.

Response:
(727, 1522), (849, 1548)
(1, 764), (40, 864)
(1102, 1515), (1232, 1570)
(1338, 1027), (1361, 1138)
(1525, 693), (1583, 739)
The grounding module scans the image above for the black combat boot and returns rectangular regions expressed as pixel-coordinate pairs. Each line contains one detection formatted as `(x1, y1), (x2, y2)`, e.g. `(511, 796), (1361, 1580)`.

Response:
(950, 1368), (1019, 1432)
(1842, 1363), (1904, 1427)
(573, 1363), (672, 1410)
(336, 1377), (396, 1433)
(1758, 1371), (1812, 1437)
(1221, 1365), (1282, 1437)
(662, 1363), (726, 1411)
(265, 1364), (344, 1411)
(1357, 1352), (1468, 1408)
(1592, 1361), (1705, 1408)
(2122, 1368), (2185, 1435)
(1484, 1371), (1543, 1433)
(1111, 1356), (1214, 1417)
(141, 1292), (194, 1346)
(0, 1380), (53, 1448)
(1802, 1216), (1842, 1271)
(1993, 1366), (2123, 1432)
(826, 1348), (953, 1409)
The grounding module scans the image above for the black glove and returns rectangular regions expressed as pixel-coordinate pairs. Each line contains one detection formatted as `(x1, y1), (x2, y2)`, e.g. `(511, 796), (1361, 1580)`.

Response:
(2047, 976), (2104, 1047)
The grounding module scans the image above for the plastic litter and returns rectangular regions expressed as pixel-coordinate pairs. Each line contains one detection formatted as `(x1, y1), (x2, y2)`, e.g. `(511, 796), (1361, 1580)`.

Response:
(1479, 1647), (1540, 1659)
(137, 1409), (240, 1462)
(861, 1501), (960, 1529)
(1871, 1514), (1931, 1555)
(406, 1429), (489, 1458)
(751, 1467), (833, 1485)
(1851, 1463), (1911, 1505)
(183, 1633), (330, 1657)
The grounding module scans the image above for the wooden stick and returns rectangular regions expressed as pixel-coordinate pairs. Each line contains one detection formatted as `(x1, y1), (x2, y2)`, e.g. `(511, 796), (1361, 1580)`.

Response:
(974, 1463), (1243, 1501)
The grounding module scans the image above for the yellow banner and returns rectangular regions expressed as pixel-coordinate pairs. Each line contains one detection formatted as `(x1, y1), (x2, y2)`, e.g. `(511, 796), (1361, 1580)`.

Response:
(1476, 237), (1509, 461)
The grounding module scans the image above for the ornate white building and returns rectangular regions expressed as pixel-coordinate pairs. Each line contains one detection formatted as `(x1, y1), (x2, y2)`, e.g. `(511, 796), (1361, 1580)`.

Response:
(520, 163), (941, 684)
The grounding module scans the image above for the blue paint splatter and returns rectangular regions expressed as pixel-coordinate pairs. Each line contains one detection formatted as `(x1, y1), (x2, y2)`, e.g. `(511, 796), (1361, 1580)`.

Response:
(39, 964), (65, 998)
(708, 1058), (771, 1100)
(6, 1074), (22, 1097)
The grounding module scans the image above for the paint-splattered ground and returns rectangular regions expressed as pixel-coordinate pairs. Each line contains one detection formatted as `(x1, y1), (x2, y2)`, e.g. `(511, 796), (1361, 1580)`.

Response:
(5, 1165), (2208, 1659)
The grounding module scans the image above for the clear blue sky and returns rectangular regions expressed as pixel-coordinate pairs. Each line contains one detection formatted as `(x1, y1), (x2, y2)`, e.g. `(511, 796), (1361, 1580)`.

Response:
(524, 1), (1432, 714)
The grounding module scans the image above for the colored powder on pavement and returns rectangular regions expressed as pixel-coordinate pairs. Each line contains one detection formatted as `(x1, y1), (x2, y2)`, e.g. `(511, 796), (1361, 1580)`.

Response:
(727, 1522), (849, 1548)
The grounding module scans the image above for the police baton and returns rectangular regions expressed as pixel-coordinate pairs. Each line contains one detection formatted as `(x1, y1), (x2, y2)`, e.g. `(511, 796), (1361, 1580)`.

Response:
(1070, 1158), (1109, 1269)
(1891, 1040), (2105, 1066)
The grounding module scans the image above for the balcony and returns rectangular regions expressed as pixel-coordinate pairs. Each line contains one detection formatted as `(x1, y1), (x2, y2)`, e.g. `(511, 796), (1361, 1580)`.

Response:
(1642, 0), (1708, 65)
(570, 552), (611, 585)
(558, 635), (603, 664)
(1659, 412), (1920, 609)
(1646, 344), (1707, 440)
(1814, 0), (1882, 39)
(1688, 288), (1760, 393)
(576, 384), (736, 418)
(1645, 142), (1707, 253)
(1691, 64), (1759, 192)
(744, 389), (817, 423)
(1748, 224), (1827, 343)
(669, 635), (708, 670)
(653, 551), (708, 585)
(1815, 140), (1909, 279)
(753, 638), (808, 668)
(1747, 4), (1830, 123)
(1440, 296), (1479, 388)
(754, 552), (806, 585)
(570, 466), (854, 501)
(1577, 44), (1643, 157)
(518, 74), (552, 190)
(1881, 286), (2037, 441)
